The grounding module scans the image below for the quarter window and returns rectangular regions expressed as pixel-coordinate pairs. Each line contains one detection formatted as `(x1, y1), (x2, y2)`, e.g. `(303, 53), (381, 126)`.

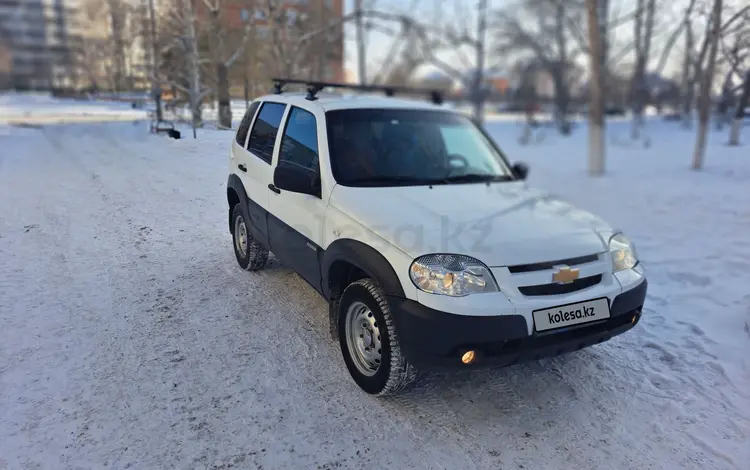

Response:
(247, 102), (286, 164)
(279, 107), (319, 172)
(235, 101), (260, 147)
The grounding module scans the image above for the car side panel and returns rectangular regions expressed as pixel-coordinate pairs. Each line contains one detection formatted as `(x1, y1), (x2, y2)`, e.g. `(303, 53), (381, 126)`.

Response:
(231, 138), (271, 244)
(227, 173), (271, 251)
(322, 203), (418, 301)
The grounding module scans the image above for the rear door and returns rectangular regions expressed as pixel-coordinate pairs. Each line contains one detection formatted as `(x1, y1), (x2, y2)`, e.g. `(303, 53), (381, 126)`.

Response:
(267, 105), (328, 290)
(235, 101), (287, 246)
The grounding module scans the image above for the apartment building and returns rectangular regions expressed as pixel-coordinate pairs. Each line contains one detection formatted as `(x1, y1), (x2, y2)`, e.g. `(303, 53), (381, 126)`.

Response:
(0, 0), (81, 90)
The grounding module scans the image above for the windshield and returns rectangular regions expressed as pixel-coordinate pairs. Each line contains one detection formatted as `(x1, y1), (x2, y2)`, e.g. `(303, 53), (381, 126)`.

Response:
(326, 108), (514, 187)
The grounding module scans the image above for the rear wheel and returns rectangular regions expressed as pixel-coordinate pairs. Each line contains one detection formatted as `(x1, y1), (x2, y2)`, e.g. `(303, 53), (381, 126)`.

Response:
(231, 203), (268, 271)
(338, 278), (417, 396)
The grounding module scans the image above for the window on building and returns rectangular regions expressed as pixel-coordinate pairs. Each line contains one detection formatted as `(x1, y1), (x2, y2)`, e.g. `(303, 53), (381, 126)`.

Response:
(279, 107), (319, 172)
(247, 102), (287, 164)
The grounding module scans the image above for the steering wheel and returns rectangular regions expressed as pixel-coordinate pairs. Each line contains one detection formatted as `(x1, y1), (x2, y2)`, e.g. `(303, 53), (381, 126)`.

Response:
(445, 154), (469, 175)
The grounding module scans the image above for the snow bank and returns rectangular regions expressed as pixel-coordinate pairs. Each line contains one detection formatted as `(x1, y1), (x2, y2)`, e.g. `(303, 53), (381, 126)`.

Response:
(0, 92), (147, 124)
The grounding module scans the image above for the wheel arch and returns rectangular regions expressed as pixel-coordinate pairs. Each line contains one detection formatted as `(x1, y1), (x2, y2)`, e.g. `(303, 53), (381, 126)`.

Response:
(322, 238), (407, 340)
(226, 174), (247, 234)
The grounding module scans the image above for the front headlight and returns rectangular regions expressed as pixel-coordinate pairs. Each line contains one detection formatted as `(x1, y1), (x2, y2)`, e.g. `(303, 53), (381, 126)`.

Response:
(409, 254), (499, 296)
(609, 233), (638, 272)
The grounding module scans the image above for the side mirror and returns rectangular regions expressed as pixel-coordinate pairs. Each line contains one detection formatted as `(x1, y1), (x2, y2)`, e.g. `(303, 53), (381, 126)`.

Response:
(273, 161), (320, 197)
(511, 162), (529, 180)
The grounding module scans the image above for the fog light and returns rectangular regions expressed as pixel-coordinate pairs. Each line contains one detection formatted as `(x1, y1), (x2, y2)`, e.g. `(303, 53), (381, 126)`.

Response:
(461, 350), (476, 364)
(631, 315), (637, 324)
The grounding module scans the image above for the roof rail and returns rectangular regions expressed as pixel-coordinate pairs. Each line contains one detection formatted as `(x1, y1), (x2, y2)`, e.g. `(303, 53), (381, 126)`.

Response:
(270, 78), (444, 105)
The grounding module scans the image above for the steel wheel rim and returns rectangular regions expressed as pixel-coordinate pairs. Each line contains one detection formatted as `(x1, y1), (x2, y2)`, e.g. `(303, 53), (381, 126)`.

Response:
(234, 216), (248, 258)
(345, 301), (382, 377)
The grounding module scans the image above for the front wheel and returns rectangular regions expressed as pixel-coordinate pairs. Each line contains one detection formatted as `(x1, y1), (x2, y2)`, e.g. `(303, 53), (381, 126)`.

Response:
(338, 278), (417, 396)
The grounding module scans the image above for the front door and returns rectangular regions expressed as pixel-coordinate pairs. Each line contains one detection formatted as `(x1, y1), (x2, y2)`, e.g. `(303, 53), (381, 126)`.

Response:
(267, 106), (328, 291)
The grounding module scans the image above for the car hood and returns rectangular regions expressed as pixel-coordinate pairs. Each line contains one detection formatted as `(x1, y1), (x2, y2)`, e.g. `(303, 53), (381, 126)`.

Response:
(329, 182), (615, 267)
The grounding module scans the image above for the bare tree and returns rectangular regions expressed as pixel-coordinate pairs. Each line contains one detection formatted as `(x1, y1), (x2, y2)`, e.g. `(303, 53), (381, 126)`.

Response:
(78, 0), (111, 91)
(681, 1), (697, 127)
(360, 1), (493, 123)
(107, 0), (127, 91)
(692, 0), (723, 170)
(730, 70), (749, 144)
(629, 0), (656, 139)
(720, 10), (750, 144)
(494, 0), (583, 134)
(156, 0), (211, 137)
(257, 0), (355, 80)
(201, 0), (253, 129)
(587, 0), (606, 175)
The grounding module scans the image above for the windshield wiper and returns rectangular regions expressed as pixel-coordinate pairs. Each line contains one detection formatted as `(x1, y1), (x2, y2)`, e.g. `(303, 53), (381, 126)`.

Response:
(439, 173), (513, 184)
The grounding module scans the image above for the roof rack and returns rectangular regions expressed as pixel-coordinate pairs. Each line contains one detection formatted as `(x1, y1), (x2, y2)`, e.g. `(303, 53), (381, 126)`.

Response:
(270, 78), (444, 105)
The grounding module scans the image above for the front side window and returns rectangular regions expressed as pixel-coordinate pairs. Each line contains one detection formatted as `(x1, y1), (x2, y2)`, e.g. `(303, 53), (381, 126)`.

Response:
(326, 109), (514, 187)
(247, 102), (286, 164)
(279, 107), (319, 171)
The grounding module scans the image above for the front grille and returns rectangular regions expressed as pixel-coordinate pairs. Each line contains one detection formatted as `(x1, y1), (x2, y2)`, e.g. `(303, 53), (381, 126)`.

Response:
(508, 254), (600, 273)
(519, 274), (602, 296)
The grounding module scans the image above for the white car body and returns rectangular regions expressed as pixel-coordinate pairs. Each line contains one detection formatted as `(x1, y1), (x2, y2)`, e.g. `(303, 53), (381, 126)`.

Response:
(226, 89), (648, 390)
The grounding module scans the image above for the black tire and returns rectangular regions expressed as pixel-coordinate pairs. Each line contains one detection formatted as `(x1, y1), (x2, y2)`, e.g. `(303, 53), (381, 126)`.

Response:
(338, 278), (417, 396)
(231, 203), (268, 271)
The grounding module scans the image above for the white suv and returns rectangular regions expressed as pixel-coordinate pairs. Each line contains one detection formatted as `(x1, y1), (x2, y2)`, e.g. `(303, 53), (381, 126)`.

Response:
(227, 81), (648, 396)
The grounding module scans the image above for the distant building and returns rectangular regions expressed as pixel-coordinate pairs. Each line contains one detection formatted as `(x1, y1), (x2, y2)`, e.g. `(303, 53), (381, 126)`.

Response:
(0, 0), (81, 90)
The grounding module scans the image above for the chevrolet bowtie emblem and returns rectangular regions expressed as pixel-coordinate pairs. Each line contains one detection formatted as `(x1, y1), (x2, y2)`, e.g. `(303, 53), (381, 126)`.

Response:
(552, 265), (580, 284)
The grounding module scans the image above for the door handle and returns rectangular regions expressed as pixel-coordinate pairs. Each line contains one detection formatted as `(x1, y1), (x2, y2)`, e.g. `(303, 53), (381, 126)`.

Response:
(238, 164), (247, 172)
(268, 183), (281, 194)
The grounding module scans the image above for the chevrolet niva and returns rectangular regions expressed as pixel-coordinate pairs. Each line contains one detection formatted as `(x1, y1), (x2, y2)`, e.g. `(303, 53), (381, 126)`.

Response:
(226, 80), (647, 396)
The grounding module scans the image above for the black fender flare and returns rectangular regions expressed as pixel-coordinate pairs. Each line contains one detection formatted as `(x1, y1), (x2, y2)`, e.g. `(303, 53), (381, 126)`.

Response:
(226, 174), (248, 233)
(322, 238), (407, 340)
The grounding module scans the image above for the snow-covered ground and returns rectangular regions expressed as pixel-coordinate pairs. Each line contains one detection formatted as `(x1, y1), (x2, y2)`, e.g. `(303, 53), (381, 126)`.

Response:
(0, 111), (749, 469)
(0, 93), (147, 124)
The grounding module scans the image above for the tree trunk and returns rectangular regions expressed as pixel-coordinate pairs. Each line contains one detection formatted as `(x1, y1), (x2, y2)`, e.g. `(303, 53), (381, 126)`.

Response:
(729, 71), (749, 145)
(586, 0), (605, 175)
(681, 20), (694, 128)
(630, 0), (655, 141)
(185, 19), (202, 137)
(147, 0), (162, 121)
(552, 73), (571, 135)
(217, 62), (232, 129)
(355, 0), (366, 85)
(472, 0), (488, 126)
(692, 0), (722, 170)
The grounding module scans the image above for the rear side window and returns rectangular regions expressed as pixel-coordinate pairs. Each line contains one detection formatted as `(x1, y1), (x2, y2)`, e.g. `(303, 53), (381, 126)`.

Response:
(247, 102), (286, 164)
(235, 101), (260, 146)
(279, 107), (319, 172)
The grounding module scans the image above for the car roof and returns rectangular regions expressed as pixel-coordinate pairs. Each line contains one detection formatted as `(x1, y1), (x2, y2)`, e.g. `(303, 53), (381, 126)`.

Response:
(252, 92), (453, 113)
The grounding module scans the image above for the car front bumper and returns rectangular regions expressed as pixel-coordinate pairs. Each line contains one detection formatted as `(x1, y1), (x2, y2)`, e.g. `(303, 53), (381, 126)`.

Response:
(387, 279), (648, 369)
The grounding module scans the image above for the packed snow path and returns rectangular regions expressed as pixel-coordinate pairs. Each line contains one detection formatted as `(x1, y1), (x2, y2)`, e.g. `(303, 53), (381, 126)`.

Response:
(1, 121), (748, 469)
